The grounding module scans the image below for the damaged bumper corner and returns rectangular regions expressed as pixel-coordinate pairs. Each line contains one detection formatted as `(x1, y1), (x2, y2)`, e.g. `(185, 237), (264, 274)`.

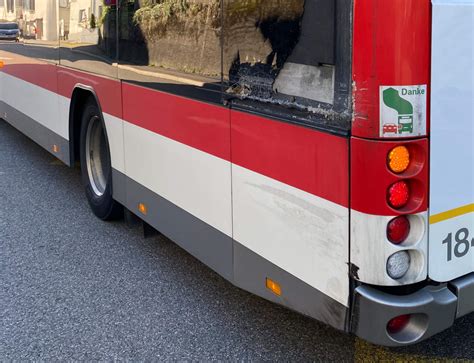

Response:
(351, 272), (474, 346)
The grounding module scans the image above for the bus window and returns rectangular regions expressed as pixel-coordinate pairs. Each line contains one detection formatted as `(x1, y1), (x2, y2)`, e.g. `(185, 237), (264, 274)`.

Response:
(117, 0), (223, 103)
(222, 0), (350, 122)
(58, 0), (118, 79)
(0, 0), (59, 65)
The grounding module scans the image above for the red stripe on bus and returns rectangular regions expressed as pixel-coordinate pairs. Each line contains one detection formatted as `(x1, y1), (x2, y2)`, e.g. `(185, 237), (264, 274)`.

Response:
(122, 83), (231, 161)
(231, 111), (349, 208)
(2, 64), (349, 207)
(2, 63), (58, 94)
(1, 63), (122, 118)
(57, 67), (122, 119)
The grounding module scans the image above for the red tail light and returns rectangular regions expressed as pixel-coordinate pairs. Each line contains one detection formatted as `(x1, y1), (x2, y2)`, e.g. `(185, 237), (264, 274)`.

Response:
(387, 314), (411, 334)
(388, 181), (410, 209)
(387, 216), (410, 244)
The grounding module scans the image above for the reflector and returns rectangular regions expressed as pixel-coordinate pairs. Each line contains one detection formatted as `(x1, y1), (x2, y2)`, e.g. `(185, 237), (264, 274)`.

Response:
(387, 314), (411, 334)
(138, 203), (147, 215)
(266, 278), (282, 296)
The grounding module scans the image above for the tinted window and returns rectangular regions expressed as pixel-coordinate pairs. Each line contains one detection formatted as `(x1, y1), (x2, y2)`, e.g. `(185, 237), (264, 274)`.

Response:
(59, 0), (118, 78)
(0, 23), (19, 30)
(117, 0), (222, 102)
(0, 1), (59, 66)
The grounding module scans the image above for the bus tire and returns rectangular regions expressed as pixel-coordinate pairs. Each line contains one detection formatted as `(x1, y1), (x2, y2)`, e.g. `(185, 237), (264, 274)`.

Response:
(79, 98), (122, 221)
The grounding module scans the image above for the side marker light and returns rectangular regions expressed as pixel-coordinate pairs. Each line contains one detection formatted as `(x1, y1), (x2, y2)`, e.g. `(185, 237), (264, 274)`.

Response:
(138, 203), (147, 215)
(266, 278), (281, 296)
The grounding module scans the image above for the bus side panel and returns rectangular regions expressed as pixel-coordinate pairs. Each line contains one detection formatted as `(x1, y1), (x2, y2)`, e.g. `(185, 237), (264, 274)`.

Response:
(0, 55), (68, 163)
(121, 83), (234, 281)
(429, 1), (474, 282)
(231, 110), (350, 329)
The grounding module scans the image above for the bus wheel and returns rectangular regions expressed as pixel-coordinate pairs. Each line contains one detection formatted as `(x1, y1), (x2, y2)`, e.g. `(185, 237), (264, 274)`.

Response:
(79, 99), (122, 220)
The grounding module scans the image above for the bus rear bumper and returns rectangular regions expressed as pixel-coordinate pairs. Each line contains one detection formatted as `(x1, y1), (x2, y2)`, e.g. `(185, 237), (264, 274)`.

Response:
(352, 272), (474, 346)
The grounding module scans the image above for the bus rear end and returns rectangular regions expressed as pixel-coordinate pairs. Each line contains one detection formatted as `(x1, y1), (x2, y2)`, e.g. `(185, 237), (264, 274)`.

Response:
(0, 0), (471, 348)
(350, 0), (474, 346)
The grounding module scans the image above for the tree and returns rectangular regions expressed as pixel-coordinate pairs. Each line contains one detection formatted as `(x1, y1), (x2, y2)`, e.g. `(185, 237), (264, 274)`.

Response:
(90, 13), (96, 29)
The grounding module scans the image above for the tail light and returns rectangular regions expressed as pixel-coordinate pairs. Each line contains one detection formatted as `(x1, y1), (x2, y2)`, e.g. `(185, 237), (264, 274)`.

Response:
(387, 181), (410, 209)
(350, 137), (428, 286)
(386, 251), (411, 279)
(387, 314), (411, 335)
(388, 146), (410, 173)
(387, 216), (410, 244)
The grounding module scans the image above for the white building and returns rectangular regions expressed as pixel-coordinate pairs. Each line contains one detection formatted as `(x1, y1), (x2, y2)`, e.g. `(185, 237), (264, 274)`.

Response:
(0, 0), (62, 41)
(0, 0), (18, 22)
(68, 0), (101, 42)
(1, 0), (102, 43)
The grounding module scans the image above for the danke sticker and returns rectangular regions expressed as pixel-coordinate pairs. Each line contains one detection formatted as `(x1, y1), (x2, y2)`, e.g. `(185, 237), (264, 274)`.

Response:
(380, 85), (427, 138)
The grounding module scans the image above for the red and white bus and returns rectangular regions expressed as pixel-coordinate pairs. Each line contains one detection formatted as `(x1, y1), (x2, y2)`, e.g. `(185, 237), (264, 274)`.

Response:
(0, 0), (472, 346)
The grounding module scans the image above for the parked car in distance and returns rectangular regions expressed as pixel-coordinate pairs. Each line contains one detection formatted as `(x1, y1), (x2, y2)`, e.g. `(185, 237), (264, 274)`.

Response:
(0, 22), (20, 42)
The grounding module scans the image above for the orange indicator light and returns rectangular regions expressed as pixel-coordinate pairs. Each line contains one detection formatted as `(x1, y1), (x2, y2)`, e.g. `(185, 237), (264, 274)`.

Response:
(266, 278), (282, 296)
(138, 203), (147, 215)
(0, 60), (4, 69)
(388, 146), (410, 173)
(52, 144), (59, 153)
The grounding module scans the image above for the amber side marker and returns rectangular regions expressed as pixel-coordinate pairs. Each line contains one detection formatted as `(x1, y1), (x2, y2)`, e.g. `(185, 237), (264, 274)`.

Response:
(266, 278), (282, 296)
(138, 203), (148, 215)
(52, 144), (59, 153)
(0, 60), (4, 69)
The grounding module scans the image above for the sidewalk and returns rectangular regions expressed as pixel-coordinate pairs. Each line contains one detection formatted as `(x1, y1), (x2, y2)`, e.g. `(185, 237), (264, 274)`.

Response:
(23, 39), (95, 49)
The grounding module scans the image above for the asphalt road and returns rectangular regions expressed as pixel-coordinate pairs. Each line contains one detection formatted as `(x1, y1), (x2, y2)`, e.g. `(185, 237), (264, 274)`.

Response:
(0, 119), (473, 361)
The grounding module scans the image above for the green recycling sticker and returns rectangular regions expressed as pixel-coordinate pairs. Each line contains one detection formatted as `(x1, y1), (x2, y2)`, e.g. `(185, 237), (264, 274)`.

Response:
(380, 85), (427, 137)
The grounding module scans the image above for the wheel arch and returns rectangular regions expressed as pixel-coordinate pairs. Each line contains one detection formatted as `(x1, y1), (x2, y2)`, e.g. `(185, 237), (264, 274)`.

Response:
(68, 85), (106, 166)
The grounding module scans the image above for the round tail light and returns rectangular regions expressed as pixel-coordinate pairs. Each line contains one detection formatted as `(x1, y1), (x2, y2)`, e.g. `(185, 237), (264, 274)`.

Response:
(388, 181), (410, 209)
(388, 146), (410, 173)
(387, 216), (410, 244)
(387, 251), (411, 279)
(387, 314), (411, 335)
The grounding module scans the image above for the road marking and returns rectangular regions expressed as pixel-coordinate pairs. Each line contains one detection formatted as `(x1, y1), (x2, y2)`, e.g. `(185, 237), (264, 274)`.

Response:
(50, 159), (64, 166)
(354, 338), (448, 362)
(430, 203), (474, 224)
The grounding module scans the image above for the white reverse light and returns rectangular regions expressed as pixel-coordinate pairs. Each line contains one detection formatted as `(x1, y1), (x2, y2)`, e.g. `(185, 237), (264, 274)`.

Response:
(387, 251), (411, 279)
